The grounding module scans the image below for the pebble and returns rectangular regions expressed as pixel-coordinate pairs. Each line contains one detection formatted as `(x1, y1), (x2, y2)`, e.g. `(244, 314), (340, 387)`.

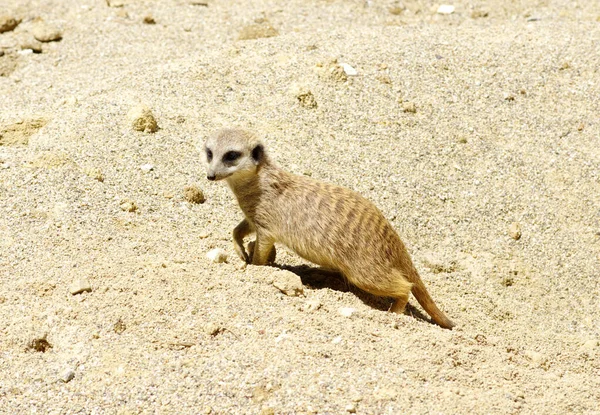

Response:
(140, 163), (154, 173)
(238, 23), (278, 40)
(28, 334), (52, 352)
(402, 101), (417, 113)
(0, 15), (21, 33)
(20, 40), (43, 54)
(120, 200), (137, 212)
(509, 222), (522, 240)
(69, 278), (92, 295)
(339, 307), (356, 317)
(345, 403), (357, 413)
(289, 83), (318, 109)
(524, 350), (545, 365)
(206, 248), (227, 263)
(203, 322), (221, 336)
(127, 104), (158, 133)
(84, 167), (104, 182)
(272, 270), (304, 296)
(340, 63), (358, 76)
(389, 6), (405, 15)
(143, 15), (156, 25)
(184, 185), (205, 204)
(60, 369), (75, 383)
(437, 5), (455, 15)
(259, 407), (275, 415)
(32, 24), (63, 43)
(302, 299), (322, 312)
(113, 318), (126, 334)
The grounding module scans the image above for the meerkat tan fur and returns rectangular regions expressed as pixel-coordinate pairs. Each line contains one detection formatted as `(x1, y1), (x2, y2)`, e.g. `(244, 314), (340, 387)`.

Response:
(204, 128), (455, 329)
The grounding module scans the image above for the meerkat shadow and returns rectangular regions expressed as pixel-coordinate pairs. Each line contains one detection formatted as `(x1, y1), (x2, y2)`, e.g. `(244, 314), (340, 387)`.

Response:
(278, 264), (433, 323)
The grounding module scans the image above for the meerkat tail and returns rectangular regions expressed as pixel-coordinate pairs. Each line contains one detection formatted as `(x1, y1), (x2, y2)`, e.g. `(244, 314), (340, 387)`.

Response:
(407, 268), (455, 329)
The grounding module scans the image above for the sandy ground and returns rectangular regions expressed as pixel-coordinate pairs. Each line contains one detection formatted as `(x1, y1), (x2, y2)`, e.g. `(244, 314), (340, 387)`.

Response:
(1, 0), (599, 414)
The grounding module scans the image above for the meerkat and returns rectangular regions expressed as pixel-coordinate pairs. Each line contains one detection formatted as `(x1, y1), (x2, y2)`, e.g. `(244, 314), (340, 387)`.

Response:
(203, 128), (455, 329)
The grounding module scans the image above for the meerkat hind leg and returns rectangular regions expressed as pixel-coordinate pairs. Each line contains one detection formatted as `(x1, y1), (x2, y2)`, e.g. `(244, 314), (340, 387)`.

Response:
(233, 219), (253, 262)
(390, 295), (410, 314)
(387, 271), (413, 314)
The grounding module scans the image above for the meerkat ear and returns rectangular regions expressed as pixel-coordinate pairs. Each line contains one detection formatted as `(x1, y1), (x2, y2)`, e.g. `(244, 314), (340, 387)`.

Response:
(251, 144), (264, 164)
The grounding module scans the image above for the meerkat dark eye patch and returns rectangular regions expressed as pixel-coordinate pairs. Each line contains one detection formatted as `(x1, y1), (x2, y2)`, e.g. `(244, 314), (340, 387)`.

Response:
(251, 144), (264, 163)
(206, 148), (213, 162)
(223, 151), (241, 163)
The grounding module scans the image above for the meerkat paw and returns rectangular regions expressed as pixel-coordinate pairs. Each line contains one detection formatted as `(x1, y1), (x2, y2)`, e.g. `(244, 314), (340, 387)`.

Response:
(247, 240), (276, 264)
(233, 242), (249, 263)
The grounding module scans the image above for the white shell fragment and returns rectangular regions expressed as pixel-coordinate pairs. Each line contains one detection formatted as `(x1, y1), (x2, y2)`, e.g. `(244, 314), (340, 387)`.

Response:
(340, 63), (358, 76)
(437, 5), (455, 15)
(206, 248), (228, 263)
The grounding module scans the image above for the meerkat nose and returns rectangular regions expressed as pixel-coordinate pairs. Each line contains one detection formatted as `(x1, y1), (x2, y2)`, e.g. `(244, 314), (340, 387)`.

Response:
(207, 174), (216, 181)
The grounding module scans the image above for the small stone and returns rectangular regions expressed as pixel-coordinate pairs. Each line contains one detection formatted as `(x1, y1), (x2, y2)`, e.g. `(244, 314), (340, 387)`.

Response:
(84, 167), (104, 182)
(203, 322), (221, 336)
(184, 185), (205, 204)
(332, 336), (342, 344)
(113, 318), (126, 334)
(143, 15), (156, 24)
(272, 270), (304, 296)
(127, 104), (158, 133)
(120, 200), (137, 212)
(206, 248), (227, 263)
(471, 9), (489, 18)
(297, 91), (317, 109)
(376, 74), (392, 84)
(437, 5), (455, 15)
(259, 407), (275, 415)
(339, 307), (356, 317)
(60, 369), (75, 383)
(289, 83), (318, 109)
(238, 23), (278, 40)
(70, 278), (92, 295)
(302, 299), (322, 312)
(402, 101), (417, 113)
(20, 40), (43, 53)
(509, 222), (522, 240)
(503, 92), (516, 101)
(501, 275), (514, 287)
(318, 59), (348, 83)
(389, 6), (405, 15)
(340, 63), (358, 76)
(524, 350), (545, 365)
(106, 0), (125, 7)
(140, 163), (154, 172)
(0, 15), (21, 33)
(32, 23), (63, 43)
(345, 404), (357, 413)
(28, 335), (52, 352)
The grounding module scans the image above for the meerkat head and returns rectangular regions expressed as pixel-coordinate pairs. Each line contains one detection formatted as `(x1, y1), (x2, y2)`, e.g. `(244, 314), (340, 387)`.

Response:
(203, 128), (266, 181)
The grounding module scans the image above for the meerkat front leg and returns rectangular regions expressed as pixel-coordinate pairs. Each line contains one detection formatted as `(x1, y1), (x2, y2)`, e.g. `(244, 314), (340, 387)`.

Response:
(250, 232), (276, 265)
(232, 219), (253, 262)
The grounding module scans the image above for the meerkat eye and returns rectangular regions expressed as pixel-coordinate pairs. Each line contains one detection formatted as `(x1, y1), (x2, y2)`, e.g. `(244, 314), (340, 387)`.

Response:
(206, 148), (213, 162)
(223, 151), (241, 163)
